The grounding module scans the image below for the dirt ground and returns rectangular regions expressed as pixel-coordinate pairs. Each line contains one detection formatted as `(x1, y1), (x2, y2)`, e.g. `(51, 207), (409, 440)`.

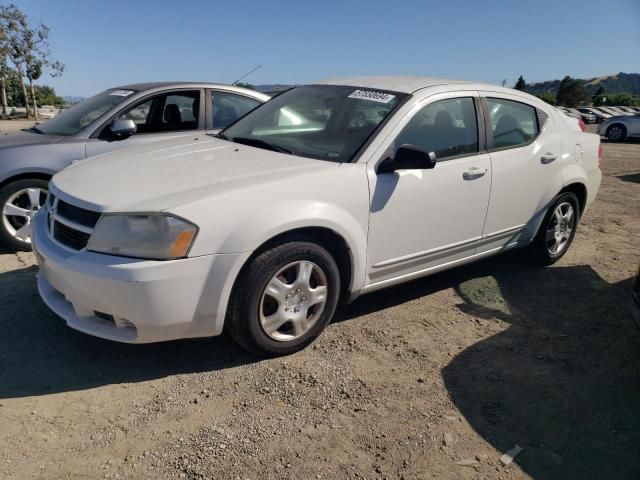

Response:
(0, 122), (639, 480)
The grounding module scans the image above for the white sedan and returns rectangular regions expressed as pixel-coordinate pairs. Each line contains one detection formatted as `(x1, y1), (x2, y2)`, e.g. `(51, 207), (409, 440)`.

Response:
(32, 77), (602, 355)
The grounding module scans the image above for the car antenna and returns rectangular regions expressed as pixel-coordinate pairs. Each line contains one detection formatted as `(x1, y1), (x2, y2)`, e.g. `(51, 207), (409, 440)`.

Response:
(232, 65), (262, 85)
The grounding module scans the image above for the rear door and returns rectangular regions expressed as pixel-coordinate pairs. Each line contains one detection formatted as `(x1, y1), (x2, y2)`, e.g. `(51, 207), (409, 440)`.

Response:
(85, 89), (204, 157)
(477, 94), (563, 253)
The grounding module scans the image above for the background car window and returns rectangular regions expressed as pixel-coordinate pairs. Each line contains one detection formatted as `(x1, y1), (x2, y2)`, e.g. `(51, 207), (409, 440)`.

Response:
(395, 97), (478, 160)
(116, 90), (200, 135)
(163, 94), (198, 125)
(119, 99), (152, 125)
(211, 91), (260, 129)
(36, 89), (136, 136)
(487, 98), (538, 149)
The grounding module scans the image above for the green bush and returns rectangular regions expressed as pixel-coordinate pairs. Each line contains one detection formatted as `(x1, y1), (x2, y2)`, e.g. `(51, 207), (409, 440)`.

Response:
(535, 92), (557, 105)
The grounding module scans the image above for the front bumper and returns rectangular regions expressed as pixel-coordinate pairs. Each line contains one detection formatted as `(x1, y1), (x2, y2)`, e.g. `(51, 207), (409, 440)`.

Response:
(31, 211), (248, 343)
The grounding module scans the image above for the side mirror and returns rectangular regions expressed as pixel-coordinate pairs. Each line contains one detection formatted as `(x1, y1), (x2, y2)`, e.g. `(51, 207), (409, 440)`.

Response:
(109, 118), (137, 139)
(377, 144), (437, 174)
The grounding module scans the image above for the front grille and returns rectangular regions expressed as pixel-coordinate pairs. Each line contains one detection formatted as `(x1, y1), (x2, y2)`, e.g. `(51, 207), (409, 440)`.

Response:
(53, 221), (91, 250)
(47, 197), (101, 251)
(57, 200), (101, 228)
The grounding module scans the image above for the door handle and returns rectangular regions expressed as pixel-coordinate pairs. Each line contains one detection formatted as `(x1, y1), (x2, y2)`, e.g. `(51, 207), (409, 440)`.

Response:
(463, 167), (488, 180)
(541, 152), (558, 164)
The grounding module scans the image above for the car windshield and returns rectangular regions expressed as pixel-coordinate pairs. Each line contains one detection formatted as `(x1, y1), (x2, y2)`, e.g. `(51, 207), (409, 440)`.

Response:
(36, 89), (137, 136)
(220, 85), (407, 162)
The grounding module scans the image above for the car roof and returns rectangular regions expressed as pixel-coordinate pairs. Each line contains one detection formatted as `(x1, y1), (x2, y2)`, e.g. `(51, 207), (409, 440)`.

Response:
(315, 76), (494, 94)
(110, 82), (271, 100)
(114, 81), (237, 90)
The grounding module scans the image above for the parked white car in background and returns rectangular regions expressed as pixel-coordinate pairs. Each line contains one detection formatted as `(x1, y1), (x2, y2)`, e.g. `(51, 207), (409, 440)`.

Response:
(32, 77), (602, 355)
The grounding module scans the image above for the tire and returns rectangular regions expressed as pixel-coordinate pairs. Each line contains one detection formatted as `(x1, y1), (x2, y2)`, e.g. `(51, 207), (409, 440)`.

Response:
(528, 192), (580, 266)
(606, 124), (627, 142)
(226, 241), (341, 356)
(0, 178), (49, 251)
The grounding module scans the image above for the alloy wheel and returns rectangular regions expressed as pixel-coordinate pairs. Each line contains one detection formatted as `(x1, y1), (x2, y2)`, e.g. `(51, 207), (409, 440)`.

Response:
(608, 126), (624, 141)
(259, 260), (328, 341)
(1, 187), (47, 244)
(545, 201), (575, 256)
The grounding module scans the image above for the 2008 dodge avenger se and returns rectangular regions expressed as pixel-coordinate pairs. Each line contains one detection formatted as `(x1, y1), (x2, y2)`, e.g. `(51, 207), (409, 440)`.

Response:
(31, 77), (602, 356)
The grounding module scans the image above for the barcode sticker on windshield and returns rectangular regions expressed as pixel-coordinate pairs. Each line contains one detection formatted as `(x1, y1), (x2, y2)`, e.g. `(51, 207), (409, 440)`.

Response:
(348, 90), (396, 104)
(109, 89), (134, 97)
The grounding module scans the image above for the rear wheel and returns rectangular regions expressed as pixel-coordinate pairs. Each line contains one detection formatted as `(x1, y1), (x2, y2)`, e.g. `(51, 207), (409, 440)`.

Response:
(0, 179), (48, 251)
(226, 241), (340, 356)
(606, 124), (626, 142)
(528, 192), (579, 265)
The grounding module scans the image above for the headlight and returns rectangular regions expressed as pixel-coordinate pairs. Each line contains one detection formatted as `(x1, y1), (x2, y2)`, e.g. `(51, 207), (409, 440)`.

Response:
(87, 214), (198, 260)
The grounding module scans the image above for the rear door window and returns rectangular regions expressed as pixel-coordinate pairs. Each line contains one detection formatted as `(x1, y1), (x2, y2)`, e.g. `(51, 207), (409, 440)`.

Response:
(486, 98), (538, 149)
(211, 91), (261, 129)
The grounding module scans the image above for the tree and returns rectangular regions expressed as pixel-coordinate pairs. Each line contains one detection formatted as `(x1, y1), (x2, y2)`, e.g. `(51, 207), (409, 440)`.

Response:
(596, 92), (639, 107)
(234, 82), (255, 90)
(556, 76), (588, 107)
(592, 86), (606, 106)
(35, 84), (63, 106)
(514, 75), (527, 91)
(535, 92), (557, 105)
(1, 4), (64, 119)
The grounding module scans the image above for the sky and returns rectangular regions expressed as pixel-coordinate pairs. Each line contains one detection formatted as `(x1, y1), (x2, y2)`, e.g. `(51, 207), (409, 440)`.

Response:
(15, 0), (640, 97)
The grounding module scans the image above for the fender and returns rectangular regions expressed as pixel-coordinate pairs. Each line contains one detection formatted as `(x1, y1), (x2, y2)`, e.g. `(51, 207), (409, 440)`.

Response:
(0, 166), (57, 186)
(205, 199), (367, 295)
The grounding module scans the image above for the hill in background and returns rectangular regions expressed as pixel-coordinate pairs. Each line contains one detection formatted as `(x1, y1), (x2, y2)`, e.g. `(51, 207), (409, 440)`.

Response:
(526, 72), (640, 95)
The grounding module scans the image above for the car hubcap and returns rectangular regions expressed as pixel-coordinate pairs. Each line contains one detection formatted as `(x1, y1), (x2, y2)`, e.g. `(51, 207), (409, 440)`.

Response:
(546, 201), (575, 256)
(259, 260), (328, 341)
(2, 187), (47, 244)
(609, 127), (623, 140)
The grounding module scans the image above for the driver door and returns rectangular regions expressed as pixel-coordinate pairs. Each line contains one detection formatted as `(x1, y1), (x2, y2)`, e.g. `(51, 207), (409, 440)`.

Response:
(85, 89), (204, 157)
(366, 93), (491, 287)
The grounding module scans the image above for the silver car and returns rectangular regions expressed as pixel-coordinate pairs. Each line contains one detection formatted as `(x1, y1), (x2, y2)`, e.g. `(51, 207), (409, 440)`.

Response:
(0, 82), (269, 250)
(597, 111), (640, 141)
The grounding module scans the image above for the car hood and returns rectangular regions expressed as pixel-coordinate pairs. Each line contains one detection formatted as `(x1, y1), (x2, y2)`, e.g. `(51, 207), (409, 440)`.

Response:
(0, 129), (63, 148)
(51, 136), (338, 212)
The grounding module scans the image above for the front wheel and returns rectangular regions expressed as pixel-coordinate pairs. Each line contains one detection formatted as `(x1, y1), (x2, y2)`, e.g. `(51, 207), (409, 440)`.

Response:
(528, 192), (579, 265)
(0, 179), (49, 251)
(226, 241), (341, 356)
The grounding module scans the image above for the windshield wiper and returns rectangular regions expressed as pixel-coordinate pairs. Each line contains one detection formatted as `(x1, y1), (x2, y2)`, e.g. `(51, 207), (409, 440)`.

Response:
(231, 136), (293, 154)
(215, 131), (228, 140)
(23, 125), (44, 134)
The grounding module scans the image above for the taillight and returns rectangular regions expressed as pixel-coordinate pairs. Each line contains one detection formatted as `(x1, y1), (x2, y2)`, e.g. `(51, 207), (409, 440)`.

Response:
(598, 143), (603, 168)
(578, 119), (586, 132)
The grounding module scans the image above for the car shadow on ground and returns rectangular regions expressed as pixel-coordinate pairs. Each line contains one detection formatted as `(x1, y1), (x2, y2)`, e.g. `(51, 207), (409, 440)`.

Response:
(338, 253), (640, 478)
(618, 172), (640, 184)
(0, 265), (255, 399)
(440, 259), (640, 479)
